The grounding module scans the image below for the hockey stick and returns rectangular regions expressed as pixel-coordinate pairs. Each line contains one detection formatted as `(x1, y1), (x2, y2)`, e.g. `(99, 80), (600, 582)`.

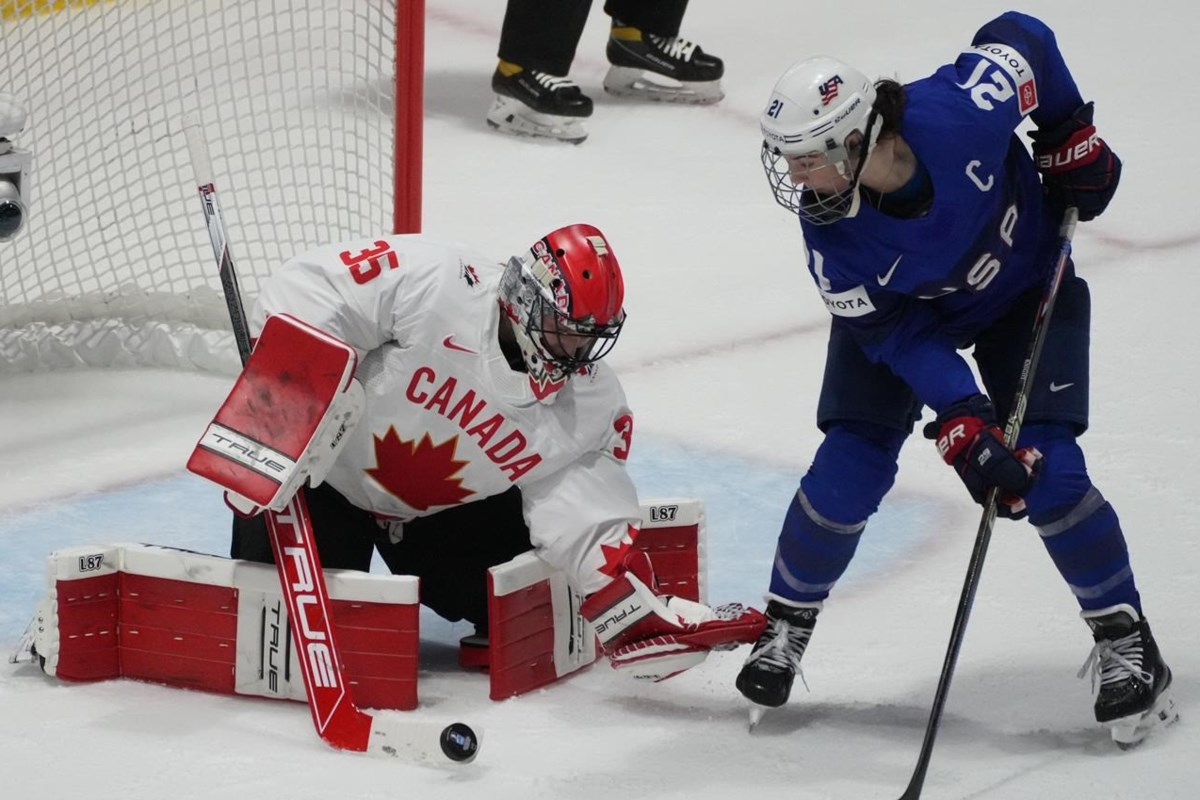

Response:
(182, 115), (478, 764)
(897, 207), (1079, 800)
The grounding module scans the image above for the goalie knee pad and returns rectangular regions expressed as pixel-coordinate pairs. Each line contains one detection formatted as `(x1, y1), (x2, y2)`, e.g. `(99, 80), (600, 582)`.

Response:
(482, 498), (739, 692)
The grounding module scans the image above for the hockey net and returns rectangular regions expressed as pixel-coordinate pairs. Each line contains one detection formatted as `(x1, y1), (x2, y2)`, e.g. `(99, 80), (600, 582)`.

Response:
(1, 0), (419, 374)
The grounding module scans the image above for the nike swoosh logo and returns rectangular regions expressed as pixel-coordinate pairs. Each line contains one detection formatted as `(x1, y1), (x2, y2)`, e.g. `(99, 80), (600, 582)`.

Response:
(442, 335), (479, 355)
(876, 255), (903, 286)
(1049, 382), (1075, 393)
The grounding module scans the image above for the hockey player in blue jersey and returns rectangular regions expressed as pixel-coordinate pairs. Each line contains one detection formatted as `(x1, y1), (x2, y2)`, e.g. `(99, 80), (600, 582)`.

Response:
(736, 11), (1176, 748)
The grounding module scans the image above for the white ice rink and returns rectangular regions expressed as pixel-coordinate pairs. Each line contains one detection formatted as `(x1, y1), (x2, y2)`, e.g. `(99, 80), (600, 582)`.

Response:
(2, 1), (1198, 798)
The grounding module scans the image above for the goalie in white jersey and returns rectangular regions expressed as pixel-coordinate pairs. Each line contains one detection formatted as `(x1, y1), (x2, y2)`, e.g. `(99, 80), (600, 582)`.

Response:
(221, 223), (764, 680)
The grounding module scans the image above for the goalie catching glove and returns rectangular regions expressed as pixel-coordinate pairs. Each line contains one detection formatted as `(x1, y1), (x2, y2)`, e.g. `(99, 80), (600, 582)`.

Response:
(580, 551), (766, 681)
(924, 393), (1042, 520)
(187, 313), (364, 514)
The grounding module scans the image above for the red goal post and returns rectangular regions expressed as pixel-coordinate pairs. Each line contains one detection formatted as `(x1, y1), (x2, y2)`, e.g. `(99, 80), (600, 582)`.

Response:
(0, 0), (425, 373)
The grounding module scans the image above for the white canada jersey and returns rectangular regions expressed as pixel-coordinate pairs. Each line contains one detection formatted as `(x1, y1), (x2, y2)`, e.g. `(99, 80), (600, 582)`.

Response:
(252, 234), (640, 595)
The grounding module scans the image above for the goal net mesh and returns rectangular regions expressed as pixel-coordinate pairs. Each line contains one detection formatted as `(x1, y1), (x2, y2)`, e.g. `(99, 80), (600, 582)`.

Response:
(1, 0), (397, 373)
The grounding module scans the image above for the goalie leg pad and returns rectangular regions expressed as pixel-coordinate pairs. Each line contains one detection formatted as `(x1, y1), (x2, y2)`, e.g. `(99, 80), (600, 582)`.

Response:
(34, 547), (123, 681)
(477, 499), (710, 698)
(25, 544), (420, 710)
(485, 551), (594, 700)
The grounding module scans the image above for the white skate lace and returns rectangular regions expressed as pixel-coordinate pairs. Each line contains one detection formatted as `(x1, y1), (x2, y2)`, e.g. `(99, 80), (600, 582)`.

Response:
(1077, 630), (1153, 694)
(647, 33), (697, 62)
(747, 614), (812, 689)
(531, 71), (580, 92)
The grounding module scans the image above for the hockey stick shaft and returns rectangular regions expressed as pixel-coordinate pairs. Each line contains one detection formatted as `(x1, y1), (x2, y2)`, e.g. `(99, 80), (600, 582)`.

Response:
(183, 119), (252, 365)
(897, 207), (1079, 800)
(182, 116), (474, 763)
(183, 115), (373, 749)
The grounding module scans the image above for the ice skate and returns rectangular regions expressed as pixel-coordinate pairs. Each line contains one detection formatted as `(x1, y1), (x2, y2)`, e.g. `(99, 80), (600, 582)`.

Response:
(1078, 604), (1179, 749)
(458, 626), (489, 670)
(735, 598), (821, 728)
(486, 62), (592, 144)
(603, 22), (724, 105)
(8, 614), (37, 665)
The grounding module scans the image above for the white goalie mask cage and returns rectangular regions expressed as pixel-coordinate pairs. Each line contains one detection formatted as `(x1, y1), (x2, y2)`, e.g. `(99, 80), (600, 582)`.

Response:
(760, 56), (881, 224)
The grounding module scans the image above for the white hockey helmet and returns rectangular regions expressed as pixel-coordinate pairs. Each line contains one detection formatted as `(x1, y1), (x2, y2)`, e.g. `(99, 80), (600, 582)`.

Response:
(760, 56), (881, 224)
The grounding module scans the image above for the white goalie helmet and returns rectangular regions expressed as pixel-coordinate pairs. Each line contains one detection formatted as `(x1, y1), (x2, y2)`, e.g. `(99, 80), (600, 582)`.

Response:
(760, 56), (881, 224)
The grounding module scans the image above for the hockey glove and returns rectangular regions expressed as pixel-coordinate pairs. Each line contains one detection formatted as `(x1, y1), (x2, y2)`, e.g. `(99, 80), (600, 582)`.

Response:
(924, 394), (1043, 520)
(580, 551), (766, 681)
(1030, 102), (1121, 222)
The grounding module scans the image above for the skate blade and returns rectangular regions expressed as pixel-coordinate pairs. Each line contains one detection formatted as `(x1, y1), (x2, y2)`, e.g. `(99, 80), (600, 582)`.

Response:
(485, 96), (588, 144)
(1108, 688), (1179, 750)
(8, 615), (36, 665)
(602, 67), (724, 105)
(747, 704), (767, 732)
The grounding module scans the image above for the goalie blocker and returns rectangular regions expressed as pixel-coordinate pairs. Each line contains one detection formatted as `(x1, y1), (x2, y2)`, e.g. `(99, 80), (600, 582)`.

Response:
(187, 312), (364, 515)
(14, 501), (743, 702)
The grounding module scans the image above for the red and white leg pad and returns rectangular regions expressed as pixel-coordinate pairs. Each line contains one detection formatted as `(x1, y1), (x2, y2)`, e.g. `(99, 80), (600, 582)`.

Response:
(17, 543), (419, 710)
(635, 498), (709, 604)
(484, 551), (593, 700)
(481, 498), (720, 697)
(16, 499), (722, 703)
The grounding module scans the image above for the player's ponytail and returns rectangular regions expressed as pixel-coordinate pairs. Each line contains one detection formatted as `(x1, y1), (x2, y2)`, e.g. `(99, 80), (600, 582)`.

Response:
(872, 79), (905, 137)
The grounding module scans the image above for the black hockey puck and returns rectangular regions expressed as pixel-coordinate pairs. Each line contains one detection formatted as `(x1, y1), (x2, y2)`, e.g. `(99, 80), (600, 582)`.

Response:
(439, 722), (479, 763)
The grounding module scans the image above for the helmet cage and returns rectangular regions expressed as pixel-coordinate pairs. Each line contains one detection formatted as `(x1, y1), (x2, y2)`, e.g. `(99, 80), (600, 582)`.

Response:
(759, 56), (881, 225)
(526, 288), (624, 373)
(499, 255), (625, 385)
(762, 108), (879, 225)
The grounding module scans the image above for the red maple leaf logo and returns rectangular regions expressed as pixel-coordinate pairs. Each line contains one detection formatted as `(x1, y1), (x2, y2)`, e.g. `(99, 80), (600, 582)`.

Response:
(598, 524), (640, 578)
(365, 428), (475, 511)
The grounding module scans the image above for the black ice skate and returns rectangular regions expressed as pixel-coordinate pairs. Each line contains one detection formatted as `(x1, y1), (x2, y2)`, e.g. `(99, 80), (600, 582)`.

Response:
(486, 62), (592, 144)
(735, 598), (821, 727)
(1078, 603), (1178, 749)
(603, 22), (724, 104)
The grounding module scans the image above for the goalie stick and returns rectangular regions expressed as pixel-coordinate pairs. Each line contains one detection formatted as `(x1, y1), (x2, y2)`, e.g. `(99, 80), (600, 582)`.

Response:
(896, 207), (1078, 800)
(182, 115), (479, 765)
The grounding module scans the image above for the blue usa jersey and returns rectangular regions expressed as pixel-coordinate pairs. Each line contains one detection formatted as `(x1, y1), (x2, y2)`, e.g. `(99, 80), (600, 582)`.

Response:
(800, 12), (1085, 412)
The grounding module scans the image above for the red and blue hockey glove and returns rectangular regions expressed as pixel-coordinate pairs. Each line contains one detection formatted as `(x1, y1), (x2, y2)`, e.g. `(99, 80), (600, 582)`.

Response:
(1030, 102), (1121, 222)
(924, 394), (1043, 520)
